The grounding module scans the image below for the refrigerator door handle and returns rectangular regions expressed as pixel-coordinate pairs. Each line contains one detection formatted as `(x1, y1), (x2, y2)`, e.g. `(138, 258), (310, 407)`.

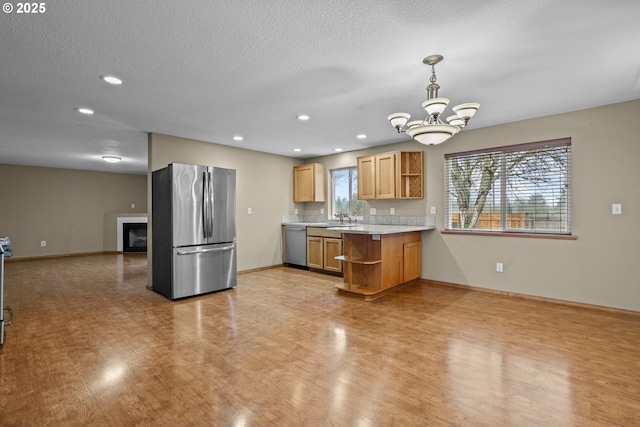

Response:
(177, 245), (235, 255)
(202, 171), (209, 239)
(208, 171), (214, 241)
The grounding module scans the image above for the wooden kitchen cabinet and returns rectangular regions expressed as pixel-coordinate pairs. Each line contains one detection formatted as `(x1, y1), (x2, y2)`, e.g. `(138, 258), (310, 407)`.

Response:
(356, 151), (423, 200)
(293, 163), (325, 202)
(306, 227), (343, 274)
(323, 237), (343, 273)
(357, 156), (376, 200)
(336, 231), (421, 300)
(403, 240), (421, 282)
(306, 236), (323, 269)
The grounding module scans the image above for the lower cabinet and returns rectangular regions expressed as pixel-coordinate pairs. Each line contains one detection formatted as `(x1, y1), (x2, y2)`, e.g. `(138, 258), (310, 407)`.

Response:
(336, 231), (421, 300)
(306, 228), (343, 274)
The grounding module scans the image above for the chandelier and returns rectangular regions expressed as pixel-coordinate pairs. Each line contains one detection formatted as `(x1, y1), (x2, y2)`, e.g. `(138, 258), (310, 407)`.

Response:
(387, 55), (480, 145)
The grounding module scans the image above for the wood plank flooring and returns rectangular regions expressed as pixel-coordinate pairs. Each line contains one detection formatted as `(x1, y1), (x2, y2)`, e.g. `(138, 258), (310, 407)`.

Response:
(1, 254), (639, 426)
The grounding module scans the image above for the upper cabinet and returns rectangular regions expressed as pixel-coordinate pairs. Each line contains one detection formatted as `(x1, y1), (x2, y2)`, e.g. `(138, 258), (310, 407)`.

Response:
(293, 163), (326, 202)
(357, 151), (424, 200)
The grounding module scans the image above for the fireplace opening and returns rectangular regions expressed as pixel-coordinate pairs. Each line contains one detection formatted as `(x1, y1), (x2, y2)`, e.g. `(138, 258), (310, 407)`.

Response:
(123, 222), (147, 252)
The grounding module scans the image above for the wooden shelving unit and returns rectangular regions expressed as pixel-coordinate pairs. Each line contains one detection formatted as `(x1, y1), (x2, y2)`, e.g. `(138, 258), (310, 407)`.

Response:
(397, 151), (424, 199)
(336, 231), (421, 301)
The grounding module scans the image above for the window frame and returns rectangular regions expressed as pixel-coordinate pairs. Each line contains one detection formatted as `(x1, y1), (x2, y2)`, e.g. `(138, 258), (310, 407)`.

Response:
(443, 137), (575, 239)
(331, 166), (362, 220)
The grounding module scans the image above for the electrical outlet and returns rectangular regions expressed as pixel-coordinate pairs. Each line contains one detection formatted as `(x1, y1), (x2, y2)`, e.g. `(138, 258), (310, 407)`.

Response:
(131, 203), (136, 209)
(612, 203), (622, 215)
(320, 208), (324, 215)
(390, 207), (395, 215)
(496, 262), (503, 272)
(370, 207), (376, 215)
(294, 208), (298, 215)
(247, 207), (252, 215)
(41, 240), (47, 247)
(430, 206), (436, 215)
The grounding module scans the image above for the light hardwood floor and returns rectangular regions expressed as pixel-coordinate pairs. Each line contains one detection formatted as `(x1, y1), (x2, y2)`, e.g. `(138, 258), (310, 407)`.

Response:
(1, 254), (639, 426)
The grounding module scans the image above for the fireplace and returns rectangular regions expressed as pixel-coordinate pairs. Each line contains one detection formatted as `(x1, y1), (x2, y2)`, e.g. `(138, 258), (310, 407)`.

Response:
(123, 222), (147, 252)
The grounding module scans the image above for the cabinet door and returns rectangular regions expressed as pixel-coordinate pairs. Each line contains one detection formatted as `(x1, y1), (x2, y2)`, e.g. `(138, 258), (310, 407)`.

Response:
(323, 238), (343, 273)
(403, 241), (421, 282)
(375, 153), (396, 199)
(294, 164), (315, 202)
(357, 156), (376, 200)
(307, 236), (323, 269)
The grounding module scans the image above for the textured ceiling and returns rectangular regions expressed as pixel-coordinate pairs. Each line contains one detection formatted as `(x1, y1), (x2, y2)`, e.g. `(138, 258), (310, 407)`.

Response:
(1, 0), (639, 174)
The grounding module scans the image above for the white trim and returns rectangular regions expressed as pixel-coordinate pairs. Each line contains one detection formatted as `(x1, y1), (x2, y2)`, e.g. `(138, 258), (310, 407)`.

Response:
(117, 217), (148, 251)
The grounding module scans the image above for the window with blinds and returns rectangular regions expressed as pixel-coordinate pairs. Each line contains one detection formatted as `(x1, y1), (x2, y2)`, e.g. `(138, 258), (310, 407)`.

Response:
(444, 138), (571, 235)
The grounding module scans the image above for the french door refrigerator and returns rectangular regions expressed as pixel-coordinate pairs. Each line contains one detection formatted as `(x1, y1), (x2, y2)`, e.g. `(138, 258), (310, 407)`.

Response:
(152, 163), (237, 299)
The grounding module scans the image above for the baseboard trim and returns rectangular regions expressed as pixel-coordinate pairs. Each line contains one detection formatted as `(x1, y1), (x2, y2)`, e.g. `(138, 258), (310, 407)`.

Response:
(420, 279), (640, 317)
(6, 251), (146, 262)
(239, 264), (285, 275)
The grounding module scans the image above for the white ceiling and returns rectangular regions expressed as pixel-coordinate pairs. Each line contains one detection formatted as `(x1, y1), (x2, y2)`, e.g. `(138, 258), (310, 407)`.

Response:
(1, 0), (639, 175)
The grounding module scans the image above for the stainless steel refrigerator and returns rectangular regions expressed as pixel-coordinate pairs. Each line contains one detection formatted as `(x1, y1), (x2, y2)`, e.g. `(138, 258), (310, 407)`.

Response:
(152, 163), (237, 299)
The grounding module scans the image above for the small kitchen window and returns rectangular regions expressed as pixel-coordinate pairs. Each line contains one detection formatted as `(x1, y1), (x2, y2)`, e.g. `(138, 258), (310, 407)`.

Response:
(331, 167), (363, 219)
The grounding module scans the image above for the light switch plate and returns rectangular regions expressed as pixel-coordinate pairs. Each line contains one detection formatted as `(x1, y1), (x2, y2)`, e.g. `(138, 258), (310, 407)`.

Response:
(370, 207), (376, 215)
(247, 207), (252, 215)
(612, 203), (622, 215)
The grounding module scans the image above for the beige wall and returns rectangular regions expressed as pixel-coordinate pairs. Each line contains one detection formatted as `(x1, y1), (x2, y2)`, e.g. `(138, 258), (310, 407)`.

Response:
(147, 133), (301, 281)
(310, 100), (640, 311)
(0, 164), (147, 258)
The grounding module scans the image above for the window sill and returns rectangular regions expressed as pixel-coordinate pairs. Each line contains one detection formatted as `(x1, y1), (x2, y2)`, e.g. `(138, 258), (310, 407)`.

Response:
(441, 230), (577, 240)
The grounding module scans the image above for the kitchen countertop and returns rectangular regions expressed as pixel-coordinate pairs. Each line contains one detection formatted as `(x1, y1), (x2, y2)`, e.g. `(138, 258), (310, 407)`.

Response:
(282, 222), (348, 228)
(325, 224), (434, 235)
(282, 222), (436, 234)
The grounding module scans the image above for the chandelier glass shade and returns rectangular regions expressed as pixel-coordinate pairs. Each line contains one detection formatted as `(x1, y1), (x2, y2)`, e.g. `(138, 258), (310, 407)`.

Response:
(387, 55), (480, 145)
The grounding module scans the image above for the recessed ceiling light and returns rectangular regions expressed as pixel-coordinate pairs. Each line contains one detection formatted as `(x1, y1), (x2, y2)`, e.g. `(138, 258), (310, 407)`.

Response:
(334, 148), (343, 152)
(293, 148), (302, 152)
(297, 115), (310, 121)
(233, 136), (243, 141)
(100, 75), (123, 85)
(102, 156), (121, 163)
(357, 134), (367, 139)
(76, 107), (94, 115)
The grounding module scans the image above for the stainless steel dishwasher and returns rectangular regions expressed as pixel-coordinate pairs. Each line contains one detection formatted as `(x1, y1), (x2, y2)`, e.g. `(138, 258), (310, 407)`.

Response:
(284, 224), (307, 267)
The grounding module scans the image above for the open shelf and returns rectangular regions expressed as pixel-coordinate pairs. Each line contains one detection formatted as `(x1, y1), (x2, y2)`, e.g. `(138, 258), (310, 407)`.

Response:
(337, 232), (422, 300)
(335, 255), (381, 265)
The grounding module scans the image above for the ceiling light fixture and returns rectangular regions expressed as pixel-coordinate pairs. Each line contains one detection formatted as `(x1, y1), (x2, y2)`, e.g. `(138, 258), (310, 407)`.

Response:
(233, 136), (243, 141)
(76, 107), (94, 115)
(100, 75), (123, 85)
(293, 148), (302, 152)
(102, 156), (121, 163)
(356, 134), (367, 139)
(297, 115), (310, 121)
(334, 148), (343, 152)
(387, 55), (480, 145)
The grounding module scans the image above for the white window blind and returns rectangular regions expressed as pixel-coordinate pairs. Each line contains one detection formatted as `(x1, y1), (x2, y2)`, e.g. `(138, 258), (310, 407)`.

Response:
(445, 138), (571, 234)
